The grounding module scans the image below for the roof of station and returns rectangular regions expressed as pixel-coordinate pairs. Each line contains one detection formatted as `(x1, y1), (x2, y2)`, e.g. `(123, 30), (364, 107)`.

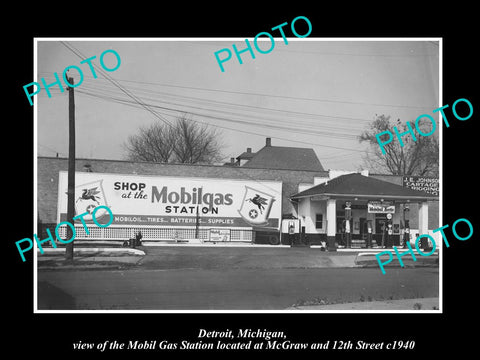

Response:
(291, 173), (438, 201)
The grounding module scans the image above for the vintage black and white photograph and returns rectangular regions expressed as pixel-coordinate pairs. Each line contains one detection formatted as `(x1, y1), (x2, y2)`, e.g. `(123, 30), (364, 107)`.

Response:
(33, 38), (442, 312)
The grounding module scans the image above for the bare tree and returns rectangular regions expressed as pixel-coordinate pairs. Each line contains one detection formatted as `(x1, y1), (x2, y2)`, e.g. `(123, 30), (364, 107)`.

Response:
(124, 114), (223, 164)
(124, 122), (175, 162)
(359, 115), (439, 176)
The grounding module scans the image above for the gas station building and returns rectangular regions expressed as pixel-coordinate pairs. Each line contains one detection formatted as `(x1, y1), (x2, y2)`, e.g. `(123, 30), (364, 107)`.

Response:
(37, 138), (439, 249)
(290, 172), (438, 249)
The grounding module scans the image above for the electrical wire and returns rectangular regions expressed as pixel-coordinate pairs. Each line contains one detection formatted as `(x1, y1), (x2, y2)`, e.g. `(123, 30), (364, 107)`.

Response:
(39, 68), (433, 110)
(103, 75), (435, 110)
(74, 87), (374, 154)
(75, 85), (361, 140)
(69, 77), (370, 135)
(77, 79), (374, 127)
(37, 70), (376, 129)
(59, 41), (173, 127)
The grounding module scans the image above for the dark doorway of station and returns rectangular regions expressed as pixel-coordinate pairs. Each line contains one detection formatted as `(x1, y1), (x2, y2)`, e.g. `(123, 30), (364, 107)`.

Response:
(359, 217), (367, 240)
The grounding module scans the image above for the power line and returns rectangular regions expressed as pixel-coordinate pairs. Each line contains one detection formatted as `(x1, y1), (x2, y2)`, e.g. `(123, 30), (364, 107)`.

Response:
(78, 78), (375, 126)
(107, 78), (434, 110)
(71, 78), (370, 135)
(37, 71), (378, 126)
(38, 48), (375, 154)
(76, 85), (362, 140)
(74, 87), (374, 154)
(59, 41), (173, 127)
(186, 41), (439, 58)
(74, 88), (358, 141)
(40, 68), (432, 111)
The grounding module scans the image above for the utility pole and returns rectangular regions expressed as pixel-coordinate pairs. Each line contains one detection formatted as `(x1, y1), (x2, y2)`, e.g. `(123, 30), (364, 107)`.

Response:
(65, 76), (75, 260)
(195, 205), (199, 239)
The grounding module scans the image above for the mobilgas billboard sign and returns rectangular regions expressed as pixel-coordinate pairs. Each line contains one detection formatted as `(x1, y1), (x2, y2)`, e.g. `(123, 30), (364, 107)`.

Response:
(57, 172), (282, 228)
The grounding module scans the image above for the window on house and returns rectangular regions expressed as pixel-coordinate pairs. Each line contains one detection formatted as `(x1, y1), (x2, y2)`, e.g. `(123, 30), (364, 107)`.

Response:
(315, 214), (323, 229)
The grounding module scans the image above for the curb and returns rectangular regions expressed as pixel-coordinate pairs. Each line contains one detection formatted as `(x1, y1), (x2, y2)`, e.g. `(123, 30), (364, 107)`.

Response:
(354, 252), (439, 267)
(35, 246), (439, 271)
(37, 247), (146, 256)
(36, 248), (146, 270)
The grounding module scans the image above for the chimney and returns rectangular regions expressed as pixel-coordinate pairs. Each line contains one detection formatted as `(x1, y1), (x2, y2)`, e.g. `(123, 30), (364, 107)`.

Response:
(266, 137), (271, 147)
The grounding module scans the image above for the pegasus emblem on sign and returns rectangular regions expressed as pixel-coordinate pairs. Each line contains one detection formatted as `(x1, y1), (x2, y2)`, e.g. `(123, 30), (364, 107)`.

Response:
(245, 194), (268, 214)
(238, 186), (275, 226)
(76, 187), (101, 204)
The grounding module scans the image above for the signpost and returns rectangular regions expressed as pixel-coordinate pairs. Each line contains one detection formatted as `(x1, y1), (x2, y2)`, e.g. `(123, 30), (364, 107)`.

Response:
(209, 229), (231, 242)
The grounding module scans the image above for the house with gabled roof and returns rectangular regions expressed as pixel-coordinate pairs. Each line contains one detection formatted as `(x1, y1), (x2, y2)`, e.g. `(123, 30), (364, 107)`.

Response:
(242, 137), (325, 172)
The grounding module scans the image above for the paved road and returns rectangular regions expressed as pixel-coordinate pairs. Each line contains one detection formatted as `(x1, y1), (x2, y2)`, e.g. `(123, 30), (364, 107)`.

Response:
(137, 246), (361, 269)
(37, 267), (439, 310)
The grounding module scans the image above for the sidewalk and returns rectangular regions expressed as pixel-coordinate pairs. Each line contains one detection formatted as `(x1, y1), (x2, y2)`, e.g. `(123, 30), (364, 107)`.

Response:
(36, 243), (439, 271)
(288, 297), (440, 311)
(37, 247), (145, 270)
(354, 251), (438, 268)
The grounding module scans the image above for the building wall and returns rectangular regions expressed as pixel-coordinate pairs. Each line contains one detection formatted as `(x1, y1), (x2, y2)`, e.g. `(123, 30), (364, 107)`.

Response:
(37, 157), (440, 238)
(37, 157), (329, 225)
(300, 199), (326, 234)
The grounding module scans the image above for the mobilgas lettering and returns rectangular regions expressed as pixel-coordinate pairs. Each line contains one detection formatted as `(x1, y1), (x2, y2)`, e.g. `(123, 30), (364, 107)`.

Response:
(151, 186), (233, 206)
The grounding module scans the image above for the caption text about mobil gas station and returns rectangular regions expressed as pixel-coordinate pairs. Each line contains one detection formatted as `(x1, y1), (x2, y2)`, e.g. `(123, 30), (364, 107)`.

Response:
(72, 328), (415, 352)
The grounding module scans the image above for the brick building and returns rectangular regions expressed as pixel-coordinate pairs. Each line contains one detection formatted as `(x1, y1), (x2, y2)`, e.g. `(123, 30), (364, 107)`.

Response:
(37, 138), (439, 247)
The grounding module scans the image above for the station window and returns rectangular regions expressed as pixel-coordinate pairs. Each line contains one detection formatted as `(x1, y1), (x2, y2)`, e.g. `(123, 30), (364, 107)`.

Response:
(315, 214), (323, 229)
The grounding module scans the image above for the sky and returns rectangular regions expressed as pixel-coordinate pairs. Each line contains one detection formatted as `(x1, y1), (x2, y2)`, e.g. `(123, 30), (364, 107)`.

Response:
(35, 38), (440, 171)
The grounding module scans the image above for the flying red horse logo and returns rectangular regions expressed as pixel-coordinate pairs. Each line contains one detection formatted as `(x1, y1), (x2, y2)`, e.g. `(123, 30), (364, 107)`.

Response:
(76, 187), (101, 204)
(238, 186), (275, 226)
(245, 194), (268, 215)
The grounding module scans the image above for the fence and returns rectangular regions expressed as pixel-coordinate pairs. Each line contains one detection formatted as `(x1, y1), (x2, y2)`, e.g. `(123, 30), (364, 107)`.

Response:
(53, 224), (253, 243)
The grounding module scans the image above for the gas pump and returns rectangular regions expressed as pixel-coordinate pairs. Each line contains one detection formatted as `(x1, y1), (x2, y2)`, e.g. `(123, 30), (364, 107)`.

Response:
(403, 204), (410, 248)
(288, 221), (295, 234)
(380, 221), (385, 248)
(366, 220), (373, 248)
(282, 219), (300, 246)
(288, 220), (296, 245)
(386, 213), (393, 247)
(344, 201), (352, 248)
